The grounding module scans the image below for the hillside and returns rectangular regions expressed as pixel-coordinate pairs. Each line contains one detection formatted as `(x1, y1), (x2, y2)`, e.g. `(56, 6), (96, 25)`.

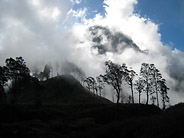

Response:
(1, 75), (184, 138)
(16, 75), (111, 105)
(0, 104), (162, 138)
(1, 103), (184, 138)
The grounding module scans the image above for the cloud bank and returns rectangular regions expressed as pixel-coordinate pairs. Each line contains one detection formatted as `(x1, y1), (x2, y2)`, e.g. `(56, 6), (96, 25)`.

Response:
(0, 0), (184, 104)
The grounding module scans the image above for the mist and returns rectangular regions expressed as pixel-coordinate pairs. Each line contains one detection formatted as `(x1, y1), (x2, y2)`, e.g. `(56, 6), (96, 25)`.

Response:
(0, 0), (184, 105)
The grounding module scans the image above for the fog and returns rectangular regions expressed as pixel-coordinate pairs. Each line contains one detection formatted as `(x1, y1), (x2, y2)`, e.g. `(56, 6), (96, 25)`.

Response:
(0, 0), (184, 104)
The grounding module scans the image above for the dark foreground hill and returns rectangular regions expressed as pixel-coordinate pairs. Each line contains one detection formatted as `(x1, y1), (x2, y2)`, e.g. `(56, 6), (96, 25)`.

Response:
(16, 75), (111, 105)
(1, 75), (184, 138)
(0, 103), (162, 138)
(1, 103), (184, 138)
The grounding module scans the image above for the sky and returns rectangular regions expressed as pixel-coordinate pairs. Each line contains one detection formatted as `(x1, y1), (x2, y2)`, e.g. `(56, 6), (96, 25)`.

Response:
(135, 0), (184, 51)
(0, 0), (184, 105)
(73, 0), (184, 51)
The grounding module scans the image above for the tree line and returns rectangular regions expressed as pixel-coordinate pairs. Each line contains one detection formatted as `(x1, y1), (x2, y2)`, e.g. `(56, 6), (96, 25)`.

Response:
(0, 57), (170, 109)
(0, 57), (86, 105)
(84, 60), (170, 110)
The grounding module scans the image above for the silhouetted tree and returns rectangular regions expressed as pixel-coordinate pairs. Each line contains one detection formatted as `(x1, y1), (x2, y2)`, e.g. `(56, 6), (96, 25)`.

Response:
(102, 60), (125, 104)
(123, 64), (136, 104)
(140, 63), (153, 105)
(5, 57), (30, 104)
(140, 63), (169, 107)
(158, 79), (170, 110)
(149, 64), (162, 107)
(135, 77), (144, 104)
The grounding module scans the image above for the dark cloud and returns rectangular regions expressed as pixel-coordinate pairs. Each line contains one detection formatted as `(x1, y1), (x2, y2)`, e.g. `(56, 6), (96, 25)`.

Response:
(166, 50), (184, 92)
(88, 25), (146, 54)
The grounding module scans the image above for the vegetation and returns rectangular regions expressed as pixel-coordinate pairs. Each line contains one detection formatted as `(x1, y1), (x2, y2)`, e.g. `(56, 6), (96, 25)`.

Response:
(84, 61), (169, 109)
(0, 57), (170, 108)
(0, 56), (178, 138)
(101, 61), (125, 104)
(4, 57), (30, 104)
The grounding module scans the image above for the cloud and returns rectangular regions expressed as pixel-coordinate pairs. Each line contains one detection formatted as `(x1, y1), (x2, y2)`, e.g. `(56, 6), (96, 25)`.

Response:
(88, 25), (144, 54)
(67, 8), (87, 19)
(70, 0), (184, 104)
(0, 0), (73, 67)
(0, 0), (184, 104)
(70, 0), (82, 5)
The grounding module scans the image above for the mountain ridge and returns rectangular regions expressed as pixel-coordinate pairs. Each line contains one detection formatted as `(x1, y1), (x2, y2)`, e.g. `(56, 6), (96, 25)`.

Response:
(16, 75), (111, 105)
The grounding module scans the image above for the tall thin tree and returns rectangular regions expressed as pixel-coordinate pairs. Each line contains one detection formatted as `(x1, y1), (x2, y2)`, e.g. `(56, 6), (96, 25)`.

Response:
(102, 61), (124, 104)
(123, 65), (136, 104)
(135, 77), (144, 104)
(149, 64), (162, 107)
(158, 79), (170, 110)
(140, 63), (152, 105)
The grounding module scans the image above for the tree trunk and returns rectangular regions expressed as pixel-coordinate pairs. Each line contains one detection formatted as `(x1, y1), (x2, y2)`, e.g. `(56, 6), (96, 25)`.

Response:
(116, 92), (120, 104)
(161, 90), (166, 110)
(162, 96), (165, 110)
(146, 89), (149, 105)
(139, 90), (141, 104)
(130, 82), (134, 104)
(116, 88), (120, 105)
(156, 90), (159, 107)
(155, 83), (159, 107)
(146, 77), (149, 105)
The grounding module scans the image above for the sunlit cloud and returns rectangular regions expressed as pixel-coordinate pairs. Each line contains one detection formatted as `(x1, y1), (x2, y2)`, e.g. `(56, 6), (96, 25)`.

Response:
(0, 0), (184, 104)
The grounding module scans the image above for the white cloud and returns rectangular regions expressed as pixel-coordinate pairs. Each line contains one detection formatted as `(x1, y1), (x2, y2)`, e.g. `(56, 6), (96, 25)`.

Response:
(70, 0), (82, 5)
(0, 0), (73, 66)
(0, 0), (184, 105)
(70, 0), (184, 104)
(67, 8), (87, 18)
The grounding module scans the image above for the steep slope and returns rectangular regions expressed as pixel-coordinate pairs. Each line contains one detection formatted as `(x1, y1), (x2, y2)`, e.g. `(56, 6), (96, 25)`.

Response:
(17, 75), (111, 105)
